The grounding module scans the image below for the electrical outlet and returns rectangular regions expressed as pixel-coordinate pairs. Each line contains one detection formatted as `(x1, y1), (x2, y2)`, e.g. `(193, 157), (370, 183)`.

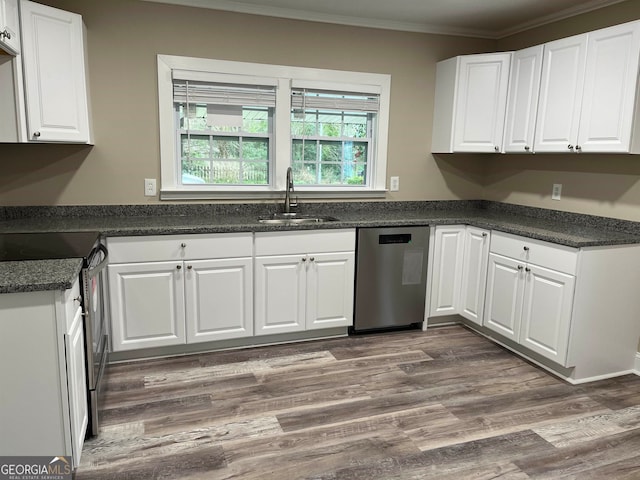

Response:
(390, 176), (400, 192)
(552, 183), (562, 201)
(144, 178), (157, 197)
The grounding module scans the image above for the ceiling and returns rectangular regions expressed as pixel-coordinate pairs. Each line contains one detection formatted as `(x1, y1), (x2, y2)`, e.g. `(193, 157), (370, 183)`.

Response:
(143, 0), (627, 39)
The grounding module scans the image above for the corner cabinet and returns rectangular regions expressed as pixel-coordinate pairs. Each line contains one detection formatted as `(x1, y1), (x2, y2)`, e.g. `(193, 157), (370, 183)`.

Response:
(19, 0), (92, 143)
(431, 52), (512, 153)
(534, 20), (640, 153)
(428, 225), (490, 326)
(107, 233), (253, 352)
(0, 278), (88, 469)
(254, 230), (355, 336)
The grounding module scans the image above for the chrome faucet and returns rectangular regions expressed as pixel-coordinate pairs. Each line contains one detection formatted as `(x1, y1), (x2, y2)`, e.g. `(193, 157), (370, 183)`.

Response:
(284, 167), (297, 214)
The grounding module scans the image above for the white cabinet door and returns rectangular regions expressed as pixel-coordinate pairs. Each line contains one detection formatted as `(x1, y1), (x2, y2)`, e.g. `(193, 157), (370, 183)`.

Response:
(0, 0), (20, 54)
(108, 262), (186, 351)
(453, 53), (511, 153)
(254, 255), (306, 336)
(65, 305), (88, 468)
(503, 45), (543, 153)
(20, 0), (90, 143)
(578, 21), (640, 153)
(534, 34), (588, 153)
(459, 227), (490, 326)
(519, 264), (575, 364)
(483, 253), (524, 342)
(185, 258), (253, 343)
(306, 252), (355, 330)
(429, 226), (465, 317)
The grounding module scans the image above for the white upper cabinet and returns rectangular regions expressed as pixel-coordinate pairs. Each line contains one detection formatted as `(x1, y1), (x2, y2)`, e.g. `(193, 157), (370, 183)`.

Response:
(20, 0), (91, 143)
(578, 21), (640, 152)
(0, 0), (20, 54)
(432, 53), (512, 153)
(534, 33), (588, 153)
(503, 45), (543, 153)
(535, 20), (640, 154)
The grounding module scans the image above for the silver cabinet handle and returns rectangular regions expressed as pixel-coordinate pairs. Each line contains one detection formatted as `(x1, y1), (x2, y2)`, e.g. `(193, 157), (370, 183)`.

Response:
(180, 243), (186, 248)
(525, 267), (531, 273)
(524, 145), (530, 152)
(74, 296), (83, 304)
(1, 29), (11, 40)
(176, 265), (182, 270)
(310, 257), (315, 262)
(187, 265), (192, 270)
(568, 144), (574, 151)
(575, 145), (582, 152)
(33, 131), (41, 138)
(301, 257), (307, 262)
(494, 146), (499, 152)
(523, 246), (530, 251)
(482, 232), (488, 237)
(517, 265), (524, 271)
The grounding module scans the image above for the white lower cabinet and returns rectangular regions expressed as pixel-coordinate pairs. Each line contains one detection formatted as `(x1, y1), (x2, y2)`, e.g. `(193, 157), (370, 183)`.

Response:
(0, 278), (87, 468)
(254, 230), (355, 336)
(429, 225), (489, 325)
(107, 233), (253, 352)
(484, 232), (577, 365)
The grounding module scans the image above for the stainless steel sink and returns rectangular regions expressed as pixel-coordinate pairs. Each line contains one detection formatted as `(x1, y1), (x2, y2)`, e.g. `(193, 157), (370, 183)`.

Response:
(257, 213), (338, 224)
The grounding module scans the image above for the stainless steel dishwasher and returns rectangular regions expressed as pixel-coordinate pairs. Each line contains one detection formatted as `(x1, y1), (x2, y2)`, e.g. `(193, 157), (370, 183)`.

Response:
(352, 226), (430, 333)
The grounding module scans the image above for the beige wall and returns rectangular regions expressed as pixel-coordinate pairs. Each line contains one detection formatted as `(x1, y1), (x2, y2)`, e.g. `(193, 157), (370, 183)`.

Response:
(488, 0), (640, 222)
(0, 0), (493, 206)
(2, 0), (640, 223)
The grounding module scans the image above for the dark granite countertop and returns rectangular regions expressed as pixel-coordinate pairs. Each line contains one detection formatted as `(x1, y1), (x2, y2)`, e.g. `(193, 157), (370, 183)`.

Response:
(1, 201), (639, 294)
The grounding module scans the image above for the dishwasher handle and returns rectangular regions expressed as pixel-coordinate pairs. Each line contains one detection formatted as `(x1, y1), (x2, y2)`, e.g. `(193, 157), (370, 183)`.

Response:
(378, 233), (412, 245)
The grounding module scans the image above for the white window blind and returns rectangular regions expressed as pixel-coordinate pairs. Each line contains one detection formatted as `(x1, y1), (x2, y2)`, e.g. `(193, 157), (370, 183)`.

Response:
(291, 89), (380, 113)
(173, 81), (276, 108)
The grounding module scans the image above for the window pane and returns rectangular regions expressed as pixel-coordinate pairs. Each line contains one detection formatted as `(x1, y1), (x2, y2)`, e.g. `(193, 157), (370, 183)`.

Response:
(291, 112), (318, 136)
(244, 108), (269, 134)
(320, 141), (342, 163)
(210, 161), (241, 184)
(292, 162), (317, 185)
(318, 113), (342, 137)
(292, 140), (317, 162)
(182, 160), (210, 184)
(243, 138), (269, 161)
(345, 163), (367, 185)
(181, 135), (210, 159)
(212, 137), (240, 159)
(318, 164), (342, 185)
(244, 162), (269, 185)
(343, 114), (368, 138)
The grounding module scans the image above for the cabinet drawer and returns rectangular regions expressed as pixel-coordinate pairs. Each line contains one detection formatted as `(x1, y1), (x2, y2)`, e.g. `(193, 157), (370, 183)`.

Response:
(107, 233), (253, 263)
(255, 229), (355, 256)
(490, 231), (578, 275)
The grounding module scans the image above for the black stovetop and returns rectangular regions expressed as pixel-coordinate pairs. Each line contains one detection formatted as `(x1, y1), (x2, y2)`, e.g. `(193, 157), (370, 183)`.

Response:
(0, 232), (100, 261)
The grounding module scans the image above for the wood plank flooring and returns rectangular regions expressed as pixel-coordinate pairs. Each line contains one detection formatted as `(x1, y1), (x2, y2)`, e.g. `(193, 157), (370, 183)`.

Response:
(76, 325), (640, 479)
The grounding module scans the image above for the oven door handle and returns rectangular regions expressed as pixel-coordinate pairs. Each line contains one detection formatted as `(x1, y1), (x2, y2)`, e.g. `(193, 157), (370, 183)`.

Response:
(87, 244), (109, 278)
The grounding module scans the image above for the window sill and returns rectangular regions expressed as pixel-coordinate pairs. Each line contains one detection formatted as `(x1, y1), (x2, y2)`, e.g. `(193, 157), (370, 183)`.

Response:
(160, 188), (388, 201)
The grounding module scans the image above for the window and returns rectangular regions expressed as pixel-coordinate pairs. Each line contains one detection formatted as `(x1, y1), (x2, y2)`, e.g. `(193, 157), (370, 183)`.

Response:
(158, 55), (390, 200)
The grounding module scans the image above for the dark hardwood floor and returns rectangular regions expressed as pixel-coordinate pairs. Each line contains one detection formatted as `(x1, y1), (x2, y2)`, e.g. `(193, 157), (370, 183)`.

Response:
(76, 325), (640, 479)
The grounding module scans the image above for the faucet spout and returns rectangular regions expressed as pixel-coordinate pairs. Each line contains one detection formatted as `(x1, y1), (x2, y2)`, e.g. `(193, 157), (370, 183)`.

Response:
(284, 167), (297, 214)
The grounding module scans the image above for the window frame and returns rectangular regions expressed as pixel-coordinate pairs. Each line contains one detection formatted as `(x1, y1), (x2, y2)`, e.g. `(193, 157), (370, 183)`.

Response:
(157, 54), (391, 200)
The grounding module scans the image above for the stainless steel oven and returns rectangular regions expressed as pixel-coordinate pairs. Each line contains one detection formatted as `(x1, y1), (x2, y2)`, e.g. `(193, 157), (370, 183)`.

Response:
(82, 240), (109, 437)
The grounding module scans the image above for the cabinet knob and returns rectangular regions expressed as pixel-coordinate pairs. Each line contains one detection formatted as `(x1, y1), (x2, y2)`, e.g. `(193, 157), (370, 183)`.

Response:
(74, 296), (83, 304)
(523, 246), (530, 252)
(525, 267), (531, 273)
(33, 131), (41, 138)
(482, 232), (488, 238)
(180, 243), (186, 248)
(575, 145), (582, 152)
(524, 145), (530, 152)
(301, 257), (307, 262)
(0, 29), (11, 40)
(568, 144), (574, 151)
(310, 257), (315, 262)
(517, 265), (524, 271)
(494, 146), (499, 152)
(187, 265), (192, 270)
(176, 265), (182, 270)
